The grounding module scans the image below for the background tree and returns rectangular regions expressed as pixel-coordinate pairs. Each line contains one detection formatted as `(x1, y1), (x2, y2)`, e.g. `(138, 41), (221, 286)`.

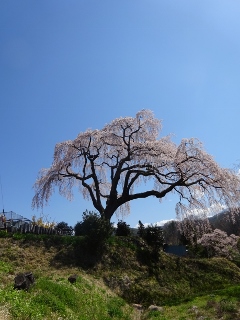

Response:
(197, 229), (239, 260)
(137, 221), (164, 258)
(115, 220), (131, 236)
(209, 209), (240, 236)
(137, 220), (145, 238)
(55, 221), (69, 229)
(143, 224), (164, 249)
(179, 216), (213, 245)
(162, 220), (181, 245)
(32, 110), (240, 222)
(55, 221), (73, 235)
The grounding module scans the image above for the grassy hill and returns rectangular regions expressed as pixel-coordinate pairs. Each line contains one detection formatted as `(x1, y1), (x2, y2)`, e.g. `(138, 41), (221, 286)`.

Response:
(1, 233), (240, 319)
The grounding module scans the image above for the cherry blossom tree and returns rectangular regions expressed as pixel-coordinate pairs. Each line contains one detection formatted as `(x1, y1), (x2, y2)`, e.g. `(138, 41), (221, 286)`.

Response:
(197, 229), (239, 259)
(179, 216), (213, 245)
(32, 110), (240, 222)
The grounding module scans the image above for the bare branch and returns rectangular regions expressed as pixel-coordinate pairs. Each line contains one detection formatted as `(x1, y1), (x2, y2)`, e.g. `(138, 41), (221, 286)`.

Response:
(32, 110), (240, 222)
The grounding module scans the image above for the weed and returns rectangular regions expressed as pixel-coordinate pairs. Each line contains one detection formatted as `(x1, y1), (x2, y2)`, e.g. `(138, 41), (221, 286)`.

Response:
(216, 298), (238, 318)
(1, 235), (240, 319)
(147, 310), (164, 318)
(0, 260), (13, 273)
(205, 299), (217, 309)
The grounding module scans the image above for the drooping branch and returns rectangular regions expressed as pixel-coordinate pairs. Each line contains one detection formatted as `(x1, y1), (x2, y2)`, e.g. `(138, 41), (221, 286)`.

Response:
(32, 109), (240, 222)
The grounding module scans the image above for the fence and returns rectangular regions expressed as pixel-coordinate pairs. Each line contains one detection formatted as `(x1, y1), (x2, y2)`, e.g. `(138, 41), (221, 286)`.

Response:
(0, 211), (73, 235)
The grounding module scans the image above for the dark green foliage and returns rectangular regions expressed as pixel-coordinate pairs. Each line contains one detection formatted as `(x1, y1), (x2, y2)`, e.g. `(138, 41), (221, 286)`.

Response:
(55, 221), (69, 229)
(74, 210), (113, 251)
(188, 243), (208, 258)
(136, 246), (152, 265)
(144, 225), (164, 248)
(115, 220), (131, 236)
(178, 233), (191, 246)
(137, 220), (145, 238)
(137, 221), (164, 249)
(56, 221), (73, 235)
(0, 230), (11, 238)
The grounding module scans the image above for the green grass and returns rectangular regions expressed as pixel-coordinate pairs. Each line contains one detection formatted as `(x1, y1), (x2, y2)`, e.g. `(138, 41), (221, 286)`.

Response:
(0, 272), (133, 319)
(141, 286), (240, 319)
(1, 234), (240, 319)
(100, 237), (240, 307)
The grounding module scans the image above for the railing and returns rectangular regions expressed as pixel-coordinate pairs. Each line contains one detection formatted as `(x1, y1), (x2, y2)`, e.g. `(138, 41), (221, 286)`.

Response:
(0, 211), (73, 235)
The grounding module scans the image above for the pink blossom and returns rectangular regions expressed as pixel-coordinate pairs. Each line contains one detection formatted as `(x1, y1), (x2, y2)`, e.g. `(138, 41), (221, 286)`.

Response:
(32, 110), (240, 222)
(197, 229), (239, 259)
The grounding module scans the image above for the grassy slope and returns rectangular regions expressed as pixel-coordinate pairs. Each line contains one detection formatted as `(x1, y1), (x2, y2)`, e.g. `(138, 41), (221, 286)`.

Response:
(1, 234), (240, 319)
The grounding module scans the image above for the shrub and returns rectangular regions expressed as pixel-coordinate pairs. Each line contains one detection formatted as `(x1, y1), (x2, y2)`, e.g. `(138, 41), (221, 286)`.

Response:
(55, 221), (73, 235)
(115, 220), (131, 237)
(74, 210), (113, 250)
(144, 225), (164, 248)
(137, 221), (164, 249)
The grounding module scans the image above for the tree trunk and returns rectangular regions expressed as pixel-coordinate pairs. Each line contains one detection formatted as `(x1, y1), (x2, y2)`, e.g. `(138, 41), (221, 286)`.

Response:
(102, 205), (116, 222)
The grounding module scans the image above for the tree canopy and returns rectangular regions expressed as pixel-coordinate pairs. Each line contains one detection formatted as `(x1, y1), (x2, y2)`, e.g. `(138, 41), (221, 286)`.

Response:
(32, 110), (240, 222)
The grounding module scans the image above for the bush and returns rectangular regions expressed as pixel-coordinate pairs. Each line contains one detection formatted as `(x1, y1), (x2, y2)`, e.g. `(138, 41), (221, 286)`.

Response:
(137, 221), (164, 249)
(55, 221), (68, 229)
(55, 221), (73, 235)
(115, 220), (131, 237)
(74, 210), (113, 250)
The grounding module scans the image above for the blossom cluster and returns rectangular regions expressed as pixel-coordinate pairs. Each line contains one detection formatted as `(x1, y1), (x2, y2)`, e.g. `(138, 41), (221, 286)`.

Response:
(197, 229), (239, 259)
(32, 109), (240, 222)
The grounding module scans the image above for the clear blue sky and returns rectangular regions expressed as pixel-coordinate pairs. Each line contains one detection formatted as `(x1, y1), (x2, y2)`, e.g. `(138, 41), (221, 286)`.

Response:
(1, 1), (240, 228)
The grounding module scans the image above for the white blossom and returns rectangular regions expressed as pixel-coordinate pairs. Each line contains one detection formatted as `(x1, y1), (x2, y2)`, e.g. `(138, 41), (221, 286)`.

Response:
(32, 109), (240, 221)
(197, 229), (239, 259)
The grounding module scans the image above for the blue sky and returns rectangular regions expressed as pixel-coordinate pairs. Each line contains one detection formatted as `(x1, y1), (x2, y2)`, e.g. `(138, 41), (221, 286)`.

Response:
(1, 1), (240, 228)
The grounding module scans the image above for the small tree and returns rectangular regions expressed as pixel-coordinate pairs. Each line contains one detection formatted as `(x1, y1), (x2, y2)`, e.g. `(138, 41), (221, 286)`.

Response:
(56, 221), (69, 229)
(55, 221), (73, 235)
(197, 229), (239, 259)
(144, 224), (164, 249)
(115, 220), (131, 236)
(74, 210), (113, 246)
(137, 220), (145, 238)
(138, 221), (164, 249)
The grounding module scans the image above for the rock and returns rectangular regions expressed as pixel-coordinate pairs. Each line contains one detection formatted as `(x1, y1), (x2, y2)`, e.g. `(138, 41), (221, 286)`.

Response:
(14, 272), (35, 290)
(148, 305), (164, 312)
(120, 275), (131, 290)
(68, 274), (78, 283)
(188, 305), (199, 315)
(25, 272), (35, 284)
(132, 304), (143, 311)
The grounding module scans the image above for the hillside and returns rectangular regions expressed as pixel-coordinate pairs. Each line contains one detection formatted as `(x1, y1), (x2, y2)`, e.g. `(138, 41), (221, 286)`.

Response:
(1, 233), (240, 319)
